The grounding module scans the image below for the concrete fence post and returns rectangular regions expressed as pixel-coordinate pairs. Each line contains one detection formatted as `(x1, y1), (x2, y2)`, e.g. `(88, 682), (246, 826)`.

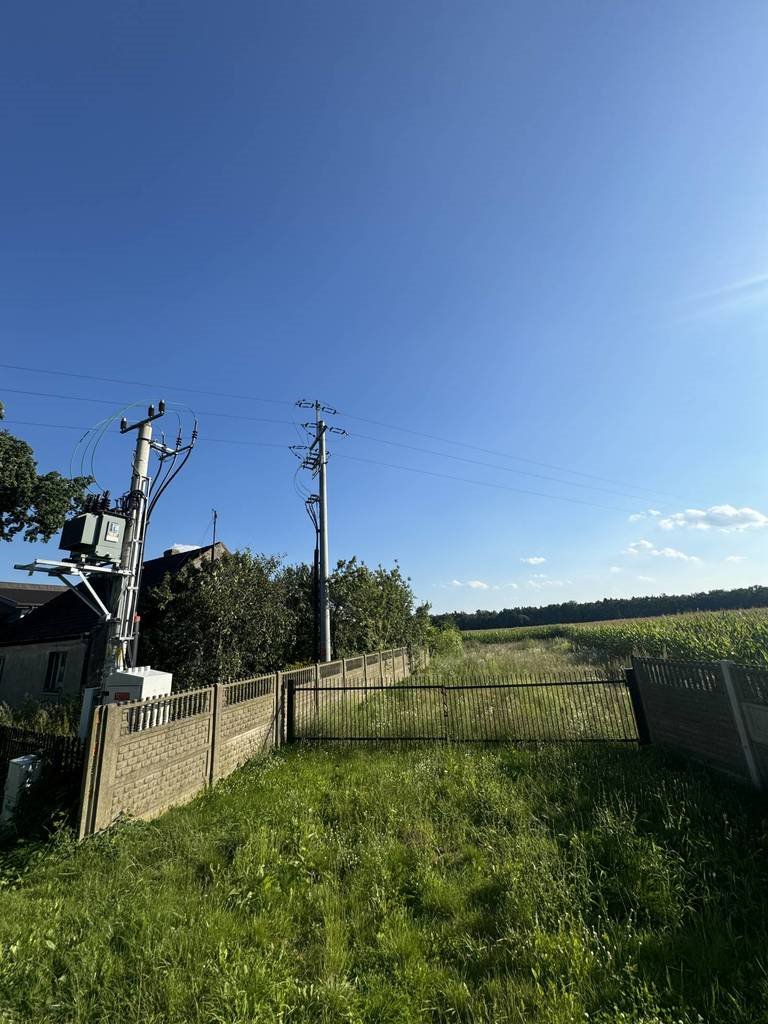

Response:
(210, 683), (225, 784)
(342, 658), (347, 686)
(378, 650), (383, 684)
(88, 702), (122, 835)
(274, 672), (283, 748)
(625, 667), (651, 746)
(720, 659), (762, 789)
(363, 655), (368, 692)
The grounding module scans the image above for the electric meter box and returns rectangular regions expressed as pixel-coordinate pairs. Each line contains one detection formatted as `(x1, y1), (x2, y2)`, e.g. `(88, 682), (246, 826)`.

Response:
(59, 512), (125, 563)
(103, 667), (173, 704)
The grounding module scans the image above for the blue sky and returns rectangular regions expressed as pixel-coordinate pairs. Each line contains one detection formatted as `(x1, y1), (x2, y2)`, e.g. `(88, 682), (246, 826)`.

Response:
(2, 1), (767, 614)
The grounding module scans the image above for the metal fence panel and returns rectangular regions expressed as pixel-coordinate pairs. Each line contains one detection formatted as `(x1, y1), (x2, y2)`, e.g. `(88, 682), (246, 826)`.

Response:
(290, 676), (636, 744)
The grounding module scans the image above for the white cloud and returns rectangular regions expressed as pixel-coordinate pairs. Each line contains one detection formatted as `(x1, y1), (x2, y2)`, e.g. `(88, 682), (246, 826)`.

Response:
(624, 540), (700, 562)
(466, 580), (490, 590)
(168, 544), (200, 553)
(494, 582), (519, 590)
(521, 556), (546, 565)
(658, 505), (768, 533)
(624, 540), (654, 555)
(450, 580), (463, 588)
(529, 578), (571, 589)
(628, 509), (662, 523)
(609, 566), (622, 573)
(637, 575), (655, 583)
(724, 555), (747, 563)
(531, 573), (548, 579)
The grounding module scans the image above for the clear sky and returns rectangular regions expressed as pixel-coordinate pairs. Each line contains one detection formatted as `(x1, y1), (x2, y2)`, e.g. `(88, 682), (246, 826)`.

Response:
(2, 1), (767, 615)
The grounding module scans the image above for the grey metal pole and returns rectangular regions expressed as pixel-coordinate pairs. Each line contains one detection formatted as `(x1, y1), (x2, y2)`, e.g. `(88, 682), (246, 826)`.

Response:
(318, 417), (331, 662)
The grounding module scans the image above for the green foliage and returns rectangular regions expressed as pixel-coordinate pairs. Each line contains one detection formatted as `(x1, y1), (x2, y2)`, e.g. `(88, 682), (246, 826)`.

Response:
(329, 558), (415, 658)
(0, 746), (766, 1022)
(139, 551), (297, 685)
(0, 698), (80, 736)
(0, 406), (91, 542)
(139, 552), (422, 686)
(466, 609), (768, 666)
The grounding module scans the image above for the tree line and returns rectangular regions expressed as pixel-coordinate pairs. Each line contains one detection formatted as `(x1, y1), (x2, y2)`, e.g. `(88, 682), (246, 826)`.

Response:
(436, 585), (768, 631)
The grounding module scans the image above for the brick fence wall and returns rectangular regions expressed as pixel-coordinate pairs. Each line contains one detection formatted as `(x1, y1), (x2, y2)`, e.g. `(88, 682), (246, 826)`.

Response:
(633, 657), (768, 789)
(78, 647), (414, 837)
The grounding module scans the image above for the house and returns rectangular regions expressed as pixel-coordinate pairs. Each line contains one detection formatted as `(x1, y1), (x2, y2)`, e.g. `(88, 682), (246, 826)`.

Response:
(0, 581), (66, 625)
(0, 543), (228, 707)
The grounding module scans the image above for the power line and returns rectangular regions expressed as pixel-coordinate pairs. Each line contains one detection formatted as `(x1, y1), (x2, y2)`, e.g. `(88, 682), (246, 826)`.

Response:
(0, 388), (294, 426)
(334, 409), (680, 501)
(4, 372), (679, 503)
(3, 419), (671, 512)
(0, 362), (293, 406)
(346, 430), (676, 504)
(334, 452), (639, 514)
(3, 364), (675, 500)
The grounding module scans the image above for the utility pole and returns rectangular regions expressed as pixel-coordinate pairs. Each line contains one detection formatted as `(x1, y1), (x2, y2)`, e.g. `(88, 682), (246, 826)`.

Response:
(294, 400), (346, 662)
(211, 509), (218, 565)
(102, 403), (166, 682)
(15, 399), (197, 715)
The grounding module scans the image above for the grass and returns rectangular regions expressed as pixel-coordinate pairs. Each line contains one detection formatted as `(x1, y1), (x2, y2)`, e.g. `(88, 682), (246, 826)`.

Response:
(463, 608), (768, 666)
(1, 744), (767, 1024)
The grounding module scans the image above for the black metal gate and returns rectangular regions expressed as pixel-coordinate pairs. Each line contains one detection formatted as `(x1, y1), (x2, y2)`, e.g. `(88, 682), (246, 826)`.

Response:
(286, 672), (641, 745)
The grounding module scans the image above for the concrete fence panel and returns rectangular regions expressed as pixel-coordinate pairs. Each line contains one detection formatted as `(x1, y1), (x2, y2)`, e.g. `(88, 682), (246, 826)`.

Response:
(633, 657), (767, 788)
(78, 647), (414, 837)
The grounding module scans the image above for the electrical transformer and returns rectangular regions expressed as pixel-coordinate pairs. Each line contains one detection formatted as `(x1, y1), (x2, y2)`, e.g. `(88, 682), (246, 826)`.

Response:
(59, 512), (126, 563)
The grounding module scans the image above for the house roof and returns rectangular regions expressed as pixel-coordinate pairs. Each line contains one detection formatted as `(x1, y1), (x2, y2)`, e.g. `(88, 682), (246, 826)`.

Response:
(0, 581), (66, 610)
(0, 543), (228, 646)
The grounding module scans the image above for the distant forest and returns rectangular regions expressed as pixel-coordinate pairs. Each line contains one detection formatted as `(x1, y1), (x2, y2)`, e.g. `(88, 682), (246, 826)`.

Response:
(436, 585), (768, 631)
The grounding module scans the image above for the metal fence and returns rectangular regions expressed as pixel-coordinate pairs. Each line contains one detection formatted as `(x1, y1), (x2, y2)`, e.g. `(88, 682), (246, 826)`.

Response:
(0, 725), (84, 790)
(288, 670), (639, 744)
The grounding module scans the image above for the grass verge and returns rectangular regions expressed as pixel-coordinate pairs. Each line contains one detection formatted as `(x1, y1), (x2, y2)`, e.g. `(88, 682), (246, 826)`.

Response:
(1, 744), (767, 1023)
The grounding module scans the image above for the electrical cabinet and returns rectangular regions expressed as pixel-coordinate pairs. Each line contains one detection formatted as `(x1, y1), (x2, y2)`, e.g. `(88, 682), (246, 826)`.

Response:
(59, 513), (125, 563)
(103, 667), (173, 704)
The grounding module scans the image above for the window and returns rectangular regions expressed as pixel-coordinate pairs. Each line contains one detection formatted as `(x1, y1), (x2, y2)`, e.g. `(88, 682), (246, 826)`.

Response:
(44, 651), (68, 693)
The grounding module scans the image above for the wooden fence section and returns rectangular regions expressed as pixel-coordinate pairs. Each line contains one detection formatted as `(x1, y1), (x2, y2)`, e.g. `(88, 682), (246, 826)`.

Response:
(633, 657), (768, 789)
(78, 647), (412, 837)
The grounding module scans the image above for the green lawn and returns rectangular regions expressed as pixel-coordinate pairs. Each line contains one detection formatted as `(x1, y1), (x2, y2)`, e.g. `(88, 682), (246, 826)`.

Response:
(1, 744), (767, 1023)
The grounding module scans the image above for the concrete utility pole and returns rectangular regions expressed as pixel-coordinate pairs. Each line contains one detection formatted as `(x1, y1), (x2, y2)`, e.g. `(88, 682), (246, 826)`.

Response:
(317, 414), (331, 662)
(103, 404), (166, 682)
(294, 400), (346, 663)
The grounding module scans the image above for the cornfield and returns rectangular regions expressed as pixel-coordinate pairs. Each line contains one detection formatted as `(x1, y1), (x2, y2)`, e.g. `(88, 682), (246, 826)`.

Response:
(465, 609), (768, 666)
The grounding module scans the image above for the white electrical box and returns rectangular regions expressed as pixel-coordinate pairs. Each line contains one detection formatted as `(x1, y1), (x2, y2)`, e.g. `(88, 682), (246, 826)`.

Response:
(1, 754), (42, 827)
(103, 667), (173, 704)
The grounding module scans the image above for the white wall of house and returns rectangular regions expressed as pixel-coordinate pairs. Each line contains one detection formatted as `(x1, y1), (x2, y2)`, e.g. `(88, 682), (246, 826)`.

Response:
(0, 638), (89, 707)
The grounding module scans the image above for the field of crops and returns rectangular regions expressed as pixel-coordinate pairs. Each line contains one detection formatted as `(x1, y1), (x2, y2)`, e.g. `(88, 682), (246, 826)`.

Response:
(464, 608), (768, 665)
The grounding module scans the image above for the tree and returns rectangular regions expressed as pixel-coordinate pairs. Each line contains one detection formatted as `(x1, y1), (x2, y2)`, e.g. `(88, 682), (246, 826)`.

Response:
(138, 551), (424, 686)
(329, 557), (415, 657)
(139, 551), (296, 687)
(0, 402), (91, 542)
